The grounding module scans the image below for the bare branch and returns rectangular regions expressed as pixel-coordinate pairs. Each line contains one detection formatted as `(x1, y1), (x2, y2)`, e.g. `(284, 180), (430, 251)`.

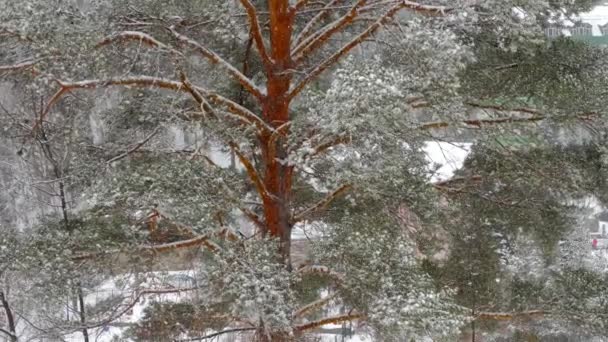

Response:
(169, 28), (265, 101)
(292, 0), (368, 62)
(288, 1), (451, 100)
(239, 0), (273, 68)
(106, 126), (162, 164)
(295, 313), (364, 331)
(293, 183), (352, 223)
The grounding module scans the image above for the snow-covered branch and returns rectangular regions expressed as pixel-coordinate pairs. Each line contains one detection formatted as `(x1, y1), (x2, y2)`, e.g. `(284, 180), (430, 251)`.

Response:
(239, 0), (272, 69)
(169, 28), (265, 101)
(293, 0), (342, 46)
(0, 58), (41, 73)
(292, 184), (352, 223)
(294, 312), (364, 331)
(106, 126), (161, 164)
(37, 76), (274, 136)
(96, 31), (169, 49)
(230, 142), (269, 203)
(293, 294), (337, 319)
(305, 134), (351, 159)
(72, 231), (226, 261)
(475, 310), (546, 321)
(297, 265), (345, 283)
(175, 327), (256, 341)
(292, 0), (368, 62)
(288, 1), (409, 100)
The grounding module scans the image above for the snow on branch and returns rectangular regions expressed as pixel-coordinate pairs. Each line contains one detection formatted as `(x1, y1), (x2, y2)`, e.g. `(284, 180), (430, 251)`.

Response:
(0, 58), (41, 73)
(291, 0), (313, 12)
(72, 225), (248, 262)
(293, 293), (337, 319)
(305, 134), (351, 159)
(294, 313), (364, 332)
(297, 265), (345, 283)
(175, 327), (256, 341)
(292, 184), (352, 223)
(68, 287), (204, 332)
(475, 310), (546, 321)
(293, 0), (342, 46)
(170, 28), (265, 101)
(96, 31), (169, 49)
(106, 126), (161, 164)
(178, 71), (217, 119)
(288, 2), (408, 100)
(229, 142), (269, 202)
(417, 113), (599, 130)
(292, 0), (368, 62)
(239, 0), (272, 68)
(36, 76), (274, 136)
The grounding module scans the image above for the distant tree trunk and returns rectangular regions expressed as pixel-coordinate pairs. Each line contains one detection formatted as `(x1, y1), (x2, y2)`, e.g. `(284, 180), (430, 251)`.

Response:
(38, 126), (89, 342)
(0, 291), (17, 342)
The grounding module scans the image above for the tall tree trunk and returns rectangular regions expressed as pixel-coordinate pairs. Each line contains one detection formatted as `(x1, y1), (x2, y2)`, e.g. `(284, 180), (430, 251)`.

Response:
(261, 0), (295, 268)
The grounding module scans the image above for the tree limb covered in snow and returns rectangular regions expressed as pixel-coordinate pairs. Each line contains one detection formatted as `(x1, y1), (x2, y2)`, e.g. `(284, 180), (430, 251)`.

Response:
(36, 76), (274, 136)
(239, 0), (272, 69)
(295, 312), (364, 331)
(292, 183), (352, 223)
(292, 0), (368, 62)
(169, 28), (265, 101)
(293, 293), (337, 319)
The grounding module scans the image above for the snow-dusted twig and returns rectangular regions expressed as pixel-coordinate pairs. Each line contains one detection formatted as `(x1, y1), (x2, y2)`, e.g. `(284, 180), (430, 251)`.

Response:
(294, 312), (364, 331)
(292, 183), (352, 223)
(36, 76), (273, 136)
(0, 58), (41, 72)
(96, 31), (169, 49)
(297, 265), (345, 283)
(475, 310), (546, 321)
(229, 142), (269, 202)
(239, 0), (272, 69)
(293, 0), (341, 46)
(169, 28), (265, 101)
(293, 293), (337, 319)
(106, 126), (162, 164)
(292, 0), (367, 62)
(174, 327), (256, 341)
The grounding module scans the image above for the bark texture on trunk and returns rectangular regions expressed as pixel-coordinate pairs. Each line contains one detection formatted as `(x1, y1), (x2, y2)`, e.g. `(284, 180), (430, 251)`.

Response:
(260, 0), (295, 267)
